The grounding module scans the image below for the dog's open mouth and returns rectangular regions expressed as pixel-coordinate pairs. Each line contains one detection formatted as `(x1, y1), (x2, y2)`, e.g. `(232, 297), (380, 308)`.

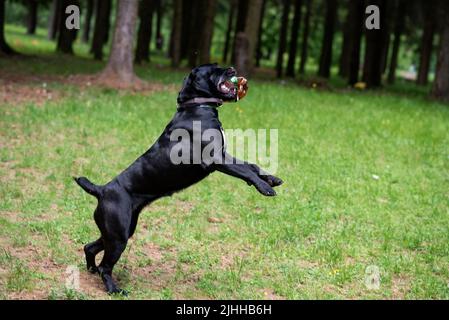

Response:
(218, 80), (237, 95)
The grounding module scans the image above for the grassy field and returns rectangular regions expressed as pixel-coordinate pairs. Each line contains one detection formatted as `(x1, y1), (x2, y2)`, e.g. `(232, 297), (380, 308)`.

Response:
(1, 25), (449, 299)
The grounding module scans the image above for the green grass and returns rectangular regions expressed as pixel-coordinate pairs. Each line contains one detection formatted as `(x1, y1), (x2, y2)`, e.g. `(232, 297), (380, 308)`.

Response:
(1, 25), (449, 299)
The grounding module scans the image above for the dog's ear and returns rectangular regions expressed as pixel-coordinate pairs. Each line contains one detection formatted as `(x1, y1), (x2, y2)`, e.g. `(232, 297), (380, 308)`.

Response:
(177, 72), (197, 104)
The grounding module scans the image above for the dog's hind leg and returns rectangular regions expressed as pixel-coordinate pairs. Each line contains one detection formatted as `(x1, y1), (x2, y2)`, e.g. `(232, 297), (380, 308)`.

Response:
(84, 238), (104, 274)
(98, 239), (128, 295)
(95, 199), (131, 294)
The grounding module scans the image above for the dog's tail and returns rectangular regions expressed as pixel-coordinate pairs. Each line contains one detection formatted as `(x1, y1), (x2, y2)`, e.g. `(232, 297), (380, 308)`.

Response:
(73, 176), (103, 198)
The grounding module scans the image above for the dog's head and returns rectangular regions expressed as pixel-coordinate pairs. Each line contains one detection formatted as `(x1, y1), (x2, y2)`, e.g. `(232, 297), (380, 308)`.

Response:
(177, 63), (247, 105)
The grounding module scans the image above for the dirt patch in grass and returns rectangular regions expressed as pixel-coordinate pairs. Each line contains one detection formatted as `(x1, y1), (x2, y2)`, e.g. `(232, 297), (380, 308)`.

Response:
(0, 78), (59, 106)
(0, 232), (108, 299)
(391, 275), (411, 299)
(0, 235), (53, 299)
(1, 211), (23, 223)
(297, 259), (319, 269)
(260, 288), (285, 300)
(78, 271), (108, 298)
(219, 246), (253, 269)
(125, 241), (178, 289)
(0, 72), (174, 107)
(66, 74), (173, 94)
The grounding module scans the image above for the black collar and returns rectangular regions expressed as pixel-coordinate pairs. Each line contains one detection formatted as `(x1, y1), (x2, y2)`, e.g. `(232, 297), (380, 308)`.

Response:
(177, 97), (223, 110)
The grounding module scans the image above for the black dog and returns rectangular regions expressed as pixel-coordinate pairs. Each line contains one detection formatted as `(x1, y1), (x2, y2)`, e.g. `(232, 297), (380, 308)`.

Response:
(75, 64), (283, 294)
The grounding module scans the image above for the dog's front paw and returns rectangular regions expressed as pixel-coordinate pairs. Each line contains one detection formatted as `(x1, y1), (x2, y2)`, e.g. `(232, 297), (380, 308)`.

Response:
(255, 183), (276, 197)
(266, 175), (283, 187)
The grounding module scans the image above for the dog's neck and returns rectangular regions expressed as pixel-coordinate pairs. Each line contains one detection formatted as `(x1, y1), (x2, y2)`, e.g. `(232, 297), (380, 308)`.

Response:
(177, 97), (223, 110)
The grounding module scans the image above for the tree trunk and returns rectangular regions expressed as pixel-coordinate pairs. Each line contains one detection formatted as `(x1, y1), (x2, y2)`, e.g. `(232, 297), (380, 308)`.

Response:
(362, 0), (386, 88)
(234, 0), (263, 77)
(0, 0), (15, 54)
(48, 0), (62, 40)
(286, 0), (302, 77)
(57, 0), (79, 54)
(243, 0), (263, 75)
(347, 0), (363, 86)
(431, 4), (449, 102)
(317, 0), (337, 78)
(91, 0), (112, 60)
(223, 0), (236, 63)
(180, 0), (193, 60)
(299, 0), (312, 75)
(82, 0), (94, 43)
(154, 0), (163, 50)
(380, 1), (392, 75)
(100, 0), (140, 85)
(276, 0), (290, 78)
(255, 0), (266, 67)
(198, 0), (217, 64)
(170, 0), (182, 67)
(135, 0), (155, 64)
(417, 6), (436, 86)
(234, 32), (250, 77)
(231, 0), (249, 63)
(187, 0), (217, 67)
(187, 0), (201, 67)
(26, 0), (38, 35)
(387, 0), (406, 84)
(339, 2), (352, 78)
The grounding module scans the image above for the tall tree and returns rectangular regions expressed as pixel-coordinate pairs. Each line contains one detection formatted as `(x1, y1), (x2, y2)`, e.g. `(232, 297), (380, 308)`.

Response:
(198, 0), (217, 64)
(243, 0), (263, 73)
(187, 0), (201, 67)
(234, 0), (264, 77)
(431, 2), (449, 102)
(135, 0), (155, 64)
(180, 0), (194, 60)
(276, 0), (290, 78)
(223, 0), (236, 63)
(380, 1), (392, 75)
(154, 0), (163, 50)
(362, 0), (387, 88)
(339, 2), (352, 78)
(286, 0), (303, 77)
(25, 0), (38, 35)
(417, 3), (436, 86)
(91, 0), (111, 60)
(82, 0), (94, 43)
(169, 0), (182, 67)
(231, 0), (249, 64)
(57, 0), (79, 54)
(387, 0), (406, 84)
(346, 0), (364, 86)
(187, 0), (217, 67)
(0, 0), (15, 54)
(299, 0), (312, 75)
(48, 0), (61, 40)
(317, 0), (338, 78)
(99, 0), (140, 84)
(255, 0), (266, 67)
